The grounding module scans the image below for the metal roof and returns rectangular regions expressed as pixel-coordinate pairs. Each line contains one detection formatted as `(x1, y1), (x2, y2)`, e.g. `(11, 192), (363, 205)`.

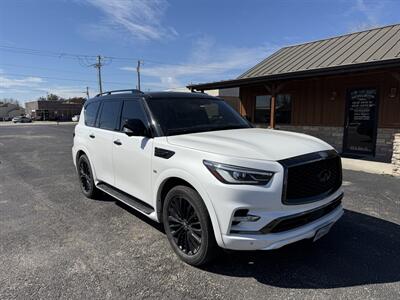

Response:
(238, 24), (400, 79)
(188, 24), (400, 90)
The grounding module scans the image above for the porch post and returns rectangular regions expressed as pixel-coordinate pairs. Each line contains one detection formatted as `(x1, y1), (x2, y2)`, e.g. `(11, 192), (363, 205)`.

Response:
(270, 92), (276, 129)
(264, 83), (277, 129)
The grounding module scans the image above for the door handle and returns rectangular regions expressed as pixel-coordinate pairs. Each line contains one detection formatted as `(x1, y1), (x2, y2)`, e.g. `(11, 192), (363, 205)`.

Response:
(89, 134), (95, 139)
(113, 139), (122, 146)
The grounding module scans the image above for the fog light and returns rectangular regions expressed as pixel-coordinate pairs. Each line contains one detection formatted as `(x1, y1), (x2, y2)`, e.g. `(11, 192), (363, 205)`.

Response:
(232, 209), (260, 224)
(232, 215), (260, 222)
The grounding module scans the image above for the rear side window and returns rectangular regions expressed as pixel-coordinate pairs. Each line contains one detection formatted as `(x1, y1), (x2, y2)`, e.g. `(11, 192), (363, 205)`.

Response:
(120, 100), (148, 130)
(98, 101), (122, 131)
(84, 102), (100, 127)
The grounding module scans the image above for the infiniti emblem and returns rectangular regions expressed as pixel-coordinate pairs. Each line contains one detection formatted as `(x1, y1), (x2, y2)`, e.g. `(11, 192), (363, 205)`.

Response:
(318, 169), (332, 183)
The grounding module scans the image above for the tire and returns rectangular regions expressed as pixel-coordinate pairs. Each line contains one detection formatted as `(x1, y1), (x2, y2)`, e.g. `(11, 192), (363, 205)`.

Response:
(163, 185), (218, 266)
(77, 154), (99, 199)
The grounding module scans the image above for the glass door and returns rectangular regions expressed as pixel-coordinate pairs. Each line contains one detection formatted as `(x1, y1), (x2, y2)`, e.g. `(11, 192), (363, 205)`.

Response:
(343, 88), (379, 156)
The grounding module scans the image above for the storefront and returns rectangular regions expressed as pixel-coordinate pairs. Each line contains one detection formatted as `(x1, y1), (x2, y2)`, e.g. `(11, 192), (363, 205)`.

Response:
(25, 100), (84, 121)
(188, 24), (400, 162)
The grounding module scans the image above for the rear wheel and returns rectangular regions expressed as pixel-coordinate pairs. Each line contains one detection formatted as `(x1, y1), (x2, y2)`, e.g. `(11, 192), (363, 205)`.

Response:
(77, 154), (99, 199)
(163, 185), (218, 266)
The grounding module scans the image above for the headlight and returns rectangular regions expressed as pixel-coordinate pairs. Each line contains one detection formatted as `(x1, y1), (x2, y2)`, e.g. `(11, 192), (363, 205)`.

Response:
(203, 160), (274, 185)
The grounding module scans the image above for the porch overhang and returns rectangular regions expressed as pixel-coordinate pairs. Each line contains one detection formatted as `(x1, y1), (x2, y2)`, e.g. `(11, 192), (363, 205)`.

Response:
(187, 58), (400, 91)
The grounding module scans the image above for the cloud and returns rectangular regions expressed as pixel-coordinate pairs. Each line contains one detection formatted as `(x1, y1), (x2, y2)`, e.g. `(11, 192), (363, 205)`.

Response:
(0, 75), (44, 88)
(347, 0), (385, 32)
(121, 37), (278, 89)
(83, 0), (176, 41)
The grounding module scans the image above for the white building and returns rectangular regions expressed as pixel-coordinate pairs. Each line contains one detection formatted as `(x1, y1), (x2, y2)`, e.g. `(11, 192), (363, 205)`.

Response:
(0, 103), (25, 120)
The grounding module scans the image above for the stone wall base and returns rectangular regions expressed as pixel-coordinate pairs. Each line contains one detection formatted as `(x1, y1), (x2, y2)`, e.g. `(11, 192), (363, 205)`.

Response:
(275, 125), (344, 153)
(271, 125), (400, 163)
(376, 128), (400, 163)
(392, 133), (400, 176)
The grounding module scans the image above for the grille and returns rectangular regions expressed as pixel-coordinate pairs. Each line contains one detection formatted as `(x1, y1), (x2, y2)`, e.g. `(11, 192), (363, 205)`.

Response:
(261, 195), (342, 234)
(280, 151), (342, 205)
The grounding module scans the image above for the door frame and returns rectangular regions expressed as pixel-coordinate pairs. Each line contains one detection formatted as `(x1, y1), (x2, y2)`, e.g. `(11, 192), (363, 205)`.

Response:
(342, 87), (380, 157)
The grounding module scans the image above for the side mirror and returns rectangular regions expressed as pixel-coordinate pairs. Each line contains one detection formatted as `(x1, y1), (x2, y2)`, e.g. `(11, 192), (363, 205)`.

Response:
(122, 119), (150, 137)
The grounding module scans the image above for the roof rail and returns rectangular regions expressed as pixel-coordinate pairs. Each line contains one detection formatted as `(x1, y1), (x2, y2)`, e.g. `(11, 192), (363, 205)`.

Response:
(95, 89), (144, 97)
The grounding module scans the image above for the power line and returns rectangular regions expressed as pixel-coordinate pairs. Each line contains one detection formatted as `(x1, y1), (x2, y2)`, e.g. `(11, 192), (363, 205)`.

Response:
(0, 63), (130, 76)
(0, 72), (134, 86)
(0, 44), (239, 71)
(0, 45), (97, 59)
(79, 55), (113, 94)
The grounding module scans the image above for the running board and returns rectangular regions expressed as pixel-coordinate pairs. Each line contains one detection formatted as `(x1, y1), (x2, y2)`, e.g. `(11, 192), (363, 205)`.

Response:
(96, 182), (154, 214)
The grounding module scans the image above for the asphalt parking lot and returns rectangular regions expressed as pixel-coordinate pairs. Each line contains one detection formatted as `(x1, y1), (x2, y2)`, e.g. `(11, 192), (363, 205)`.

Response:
(1, 124), (399, 299)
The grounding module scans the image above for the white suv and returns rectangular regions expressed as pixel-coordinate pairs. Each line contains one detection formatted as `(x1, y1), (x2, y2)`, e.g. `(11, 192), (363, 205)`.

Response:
(72, 89), (344, 266)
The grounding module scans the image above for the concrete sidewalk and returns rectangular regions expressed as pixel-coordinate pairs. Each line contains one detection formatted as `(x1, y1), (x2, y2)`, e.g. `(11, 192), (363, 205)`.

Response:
(342, 157), (395, 176)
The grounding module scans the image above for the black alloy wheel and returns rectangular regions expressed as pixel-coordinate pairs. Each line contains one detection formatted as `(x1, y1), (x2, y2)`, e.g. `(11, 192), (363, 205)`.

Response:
(79, 159), (92, 193)
(167, 196), (203, 255)
(77, 154), (98, 199)
(163, 185), (218, 266)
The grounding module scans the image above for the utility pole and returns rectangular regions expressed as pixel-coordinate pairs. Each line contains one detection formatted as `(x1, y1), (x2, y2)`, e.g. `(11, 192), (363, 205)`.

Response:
(136, 60), (142, 91)
(84, 55), (110, 94)
(95, 55), (103, 94)
(83, 86), (89, 100)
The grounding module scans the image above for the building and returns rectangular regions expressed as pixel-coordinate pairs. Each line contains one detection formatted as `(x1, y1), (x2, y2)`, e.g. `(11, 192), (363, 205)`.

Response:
(188, 24), (400, 163)
(25, 99), (84, 121)
(0, 103), (25, 120)
(167, 87), (241, 111)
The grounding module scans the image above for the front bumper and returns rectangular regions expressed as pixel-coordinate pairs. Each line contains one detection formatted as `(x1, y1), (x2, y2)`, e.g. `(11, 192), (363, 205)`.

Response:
(221, 203), (343, 250)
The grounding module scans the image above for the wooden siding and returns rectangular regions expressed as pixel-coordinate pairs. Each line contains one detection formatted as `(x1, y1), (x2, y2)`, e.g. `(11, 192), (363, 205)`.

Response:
(240, 68), (400, 128)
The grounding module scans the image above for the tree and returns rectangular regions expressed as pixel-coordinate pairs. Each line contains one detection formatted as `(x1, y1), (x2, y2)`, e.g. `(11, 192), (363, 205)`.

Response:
(64, 97), (85, 104)
(47, 93), (62, 101)
(37, 94), (64, 101)
(0, 98), (20, 107)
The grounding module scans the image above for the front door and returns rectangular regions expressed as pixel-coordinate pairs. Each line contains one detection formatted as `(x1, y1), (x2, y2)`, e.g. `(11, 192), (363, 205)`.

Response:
(113, 99), (153, 204)
(343, 88), (379, 157)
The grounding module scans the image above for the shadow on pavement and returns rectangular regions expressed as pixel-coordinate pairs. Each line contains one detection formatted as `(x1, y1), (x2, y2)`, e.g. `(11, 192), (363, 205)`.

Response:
(100, 190), (400, 289)
(202, 209), (400, 288)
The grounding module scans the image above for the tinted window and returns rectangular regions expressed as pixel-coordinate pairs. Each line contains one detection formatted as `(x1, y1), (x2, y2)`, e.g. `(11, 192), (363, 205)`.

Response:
(254, 95), (271, 123)
(276, 94), (292, 124)
(98, 101), (121, 130)
(146, 97), (250, 136)
(120, 100), (148, 130)
(84, 102), (100, 127)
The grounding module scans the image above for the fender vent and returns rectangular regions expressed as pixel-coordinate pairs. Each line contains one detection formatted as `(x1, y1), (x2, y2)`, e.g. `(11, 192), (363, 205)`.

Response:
(154, 147), (175, 159)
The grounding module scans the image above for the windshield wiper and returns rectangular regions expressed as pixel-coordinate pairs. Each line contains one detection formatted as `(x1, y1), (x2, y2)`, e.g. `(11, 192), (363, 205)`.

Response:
(210, 124), (249, 131)
(166, 124), (249, 136)
(166, 125), (211, 136)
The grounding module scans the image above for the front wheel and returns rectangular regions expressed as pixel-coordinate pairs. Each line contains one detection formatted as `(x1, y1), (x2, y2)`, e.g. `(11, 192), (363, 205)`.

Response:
(163, 185), (218, 266)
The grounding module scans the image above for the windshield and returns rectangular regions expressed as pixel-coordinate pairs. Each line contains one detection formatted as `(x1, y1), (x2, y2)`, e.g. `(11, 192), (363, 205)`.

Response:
(146, 97), (251, 136)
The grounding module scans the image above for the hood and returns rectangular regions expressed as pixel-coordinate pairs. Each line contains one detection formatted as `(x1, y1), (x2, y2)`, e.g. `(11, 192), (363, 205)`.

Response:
(166, 128), (333, 161)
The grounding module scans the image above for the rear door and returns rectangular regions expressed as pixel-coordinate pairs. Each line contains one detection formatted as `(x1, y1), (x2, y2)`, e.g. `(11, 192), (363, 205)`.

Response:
(81, 100), (100, 171)
(91, 99), (122, 185)
(112, 98), (153, 204)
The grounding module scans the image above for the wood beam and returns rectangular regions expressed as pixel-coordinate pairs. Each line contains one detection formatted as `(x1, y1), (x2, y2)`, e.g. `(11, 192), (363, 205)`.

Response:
(270, 93), (276, 129)
(264, 83), (284, 129)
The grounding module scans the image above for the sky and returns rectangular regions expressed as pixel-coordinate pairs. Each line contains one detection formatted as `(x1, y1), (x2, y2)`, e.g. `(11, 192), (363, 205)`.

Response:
(1, 0), (400, 104)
